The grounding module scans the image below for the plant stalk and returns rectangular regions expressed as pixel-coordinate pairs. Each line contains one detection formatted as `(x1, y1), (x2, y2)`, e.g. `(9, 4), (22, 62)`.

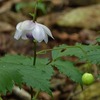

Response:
(33, 41), (37, 66)
(33, 0), (39, 22)
(32, 90), (40, 100)
(31, 0), (40, 99)
(30, 41), (37, 100)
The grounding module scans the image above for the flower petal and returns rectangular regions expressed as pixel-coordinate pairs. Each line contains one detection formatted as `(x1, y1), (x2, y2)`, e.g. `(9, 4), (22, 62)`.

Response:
(21, 20), (35, 31)
(16, 22), (22, 31)
(14, 20), (54, 43)
(37, 23), (54, 39)
(21, 34), (28, 40)
(32, 23), (46, 42)
(14, 30), (22, 40)
(43, 33), (48, 43)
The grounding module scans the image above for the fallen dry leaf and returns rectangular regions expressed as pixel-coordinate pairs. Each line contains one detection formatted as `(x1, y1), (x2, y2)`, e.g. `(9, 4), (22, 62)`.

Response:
(0, 22), (14, 32)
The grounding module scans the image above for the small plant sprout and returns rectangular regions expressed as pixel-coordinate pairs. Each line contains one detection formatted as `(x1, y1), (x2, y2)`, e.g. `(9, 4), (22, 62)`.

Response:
(14, 20), (54, 43)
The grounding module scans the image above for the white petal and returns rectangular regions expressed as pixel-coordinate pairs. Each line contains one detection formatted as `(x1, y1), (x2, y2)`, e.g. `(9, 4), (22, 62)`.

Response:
(37, 23), (54, 39)
(21, 34), (28, 40)
(32, 24), (46, 42)
(14, 30), (22, 40)
(16, 22), (23, 31)
(21, 20), (35, 31)
(44, 33), (48, 43)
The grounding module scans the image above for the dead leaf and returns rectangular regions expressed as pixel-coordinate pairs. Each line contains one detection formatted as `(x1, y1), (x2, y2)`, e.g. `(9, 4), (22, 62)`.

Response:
(0, 0), (21, 14)
(0, 22), (14, 32)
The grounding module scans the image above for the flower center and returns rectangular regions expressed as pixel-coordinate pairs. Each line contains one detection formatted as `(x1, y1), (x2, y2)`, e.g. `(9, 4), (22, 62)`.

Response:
(26, 33), (33, 39)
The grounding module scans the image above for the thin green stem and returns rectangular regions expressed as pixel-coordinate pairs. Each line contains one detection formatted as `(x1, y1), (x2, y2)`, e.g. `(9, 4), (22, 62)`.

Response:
(32, 90), (40, 100)
(33, 41), (37, 66)
(36, 46), (87, 55)
(33, 0), (39, 22)
(36, 48), (53, 54)
(30, 41), (37, 100)
(30, 41), (38, 100)
(36, 45), (90, 64)
(31, 0), (40, 100)
(30, 87), (34, 99)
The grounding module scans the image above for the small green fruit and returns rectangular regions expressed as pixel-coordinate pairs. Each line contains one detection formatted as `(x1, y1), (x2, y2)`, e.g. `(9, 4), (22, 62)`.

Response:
(82, 73), (94, 85)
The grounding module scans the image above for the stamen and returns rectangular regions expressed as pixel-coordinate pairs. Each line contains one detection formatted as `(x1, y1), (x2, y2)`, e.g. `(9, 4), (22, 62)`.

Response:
(26, 33), (33, 39)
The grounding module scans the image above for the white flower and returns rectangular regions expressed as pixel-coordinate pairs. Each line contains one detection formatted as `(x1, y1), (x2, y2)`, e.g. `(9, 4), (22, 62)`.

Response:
(14, 20), (54, 43)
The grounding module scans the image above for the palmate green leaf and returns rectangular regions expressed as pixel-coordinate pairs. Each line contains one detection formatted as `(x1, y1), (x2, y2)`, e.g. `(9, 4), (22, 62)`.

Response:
(0, 55), (53, 95)
(52, 43), (100, 60)
(20, 57), (54, 95)
(52, 60), (83, 84)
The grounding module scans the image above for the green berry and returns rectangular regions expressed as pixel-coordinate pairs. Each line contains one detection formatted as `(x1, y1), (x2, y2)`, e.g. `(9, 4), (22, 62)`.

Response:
(82, 73), (94, 85)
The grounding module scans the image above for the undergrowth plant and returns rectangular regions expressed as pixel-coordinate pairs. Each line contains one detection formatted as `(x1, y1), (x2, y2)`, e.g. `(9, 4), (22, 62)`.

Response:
(15, 0), (46, 14)
(0, 0), (100, 100)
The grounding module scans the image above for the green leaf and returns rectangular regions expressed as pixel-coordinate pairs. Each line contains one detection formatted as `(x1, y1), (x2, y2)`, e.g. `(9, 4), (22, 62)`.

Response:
(29, 13), (35, 18)
(52, 60), (83, 84)
(0, 54), (53, 95)
(97, 74), (100, 79)
(21, 57), (54, 95)
(20, 65), (53, 95)
(52, 44), (67, 60)
(63, 43), (100, 58)
(0, 62), (23, 94)
(0, 55), (25, 93)
(0, 54), (33, 65)
(15, 2), (28, 11)
(52, 43), (100, 60)
(96, 37), (100, 43)
(15, 1), (46, 14)
(37, 2), (46, 14)
(81, 48), (100, 65)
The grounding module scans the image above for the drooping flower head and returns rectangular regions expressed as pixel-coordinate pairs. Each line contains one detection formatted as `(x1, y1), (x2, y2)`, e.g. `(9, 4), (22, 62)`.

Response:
(14, 20), (54, 43)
